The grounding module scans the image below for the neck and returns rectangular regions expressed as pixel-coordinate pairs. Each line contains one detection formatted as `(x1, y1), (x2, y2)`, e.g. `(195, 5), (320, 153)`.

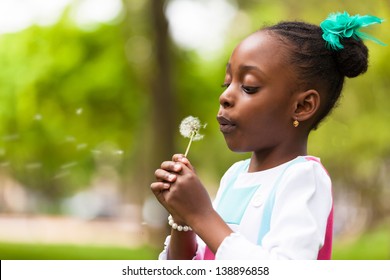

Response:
(249, 137), (308, 172)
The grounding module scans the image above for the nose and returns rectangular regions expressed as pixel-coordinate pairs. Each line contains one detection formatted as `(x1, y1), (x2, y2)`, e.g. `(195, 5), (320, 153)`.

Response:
(219, 87), (234, 109)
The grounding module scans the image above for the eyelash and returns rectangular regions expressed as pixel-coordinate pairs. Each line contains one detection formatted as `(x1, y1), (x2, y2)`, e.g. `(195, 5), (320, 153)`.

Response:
(221, 83), (260, 94)
(241, 85), (260, 94)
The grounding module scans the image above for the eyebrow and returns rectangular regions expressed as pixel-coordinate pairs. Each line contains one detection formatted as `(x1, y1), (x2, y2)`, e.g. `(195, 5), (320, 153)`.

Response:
(226, 63), (268, 79)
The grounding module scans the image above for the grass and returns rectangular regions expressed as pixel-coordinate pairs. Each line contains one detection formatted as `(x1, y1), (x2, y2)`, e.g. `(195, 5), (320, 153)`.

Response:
(0, 223), (389, 260)
(0, 242), (160, 260)
(332, 223), (390, 260)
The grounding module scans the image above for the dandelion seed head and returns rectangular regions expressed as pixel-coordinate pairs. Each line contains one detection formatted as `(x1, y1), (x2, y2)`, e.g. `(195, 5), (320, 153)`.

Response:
(179, 116), (206, 141)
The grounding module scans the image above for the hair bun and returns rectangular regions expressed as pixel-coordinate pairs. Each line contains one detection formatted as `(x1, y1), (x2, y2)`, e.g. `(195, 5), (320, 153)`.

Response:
(334, 38), (368, 78)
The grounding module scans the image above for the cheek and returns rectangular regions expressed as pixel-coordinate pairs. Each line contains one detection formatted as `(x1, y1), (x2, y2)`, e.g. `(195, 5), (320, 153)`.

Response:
(243, 103), (290, 138)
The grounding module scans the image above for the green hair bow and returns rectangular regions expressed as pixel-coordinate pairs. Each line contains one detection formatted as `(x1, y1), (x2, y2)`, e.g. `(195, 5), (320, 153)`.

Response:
(320, 11), (386, 51)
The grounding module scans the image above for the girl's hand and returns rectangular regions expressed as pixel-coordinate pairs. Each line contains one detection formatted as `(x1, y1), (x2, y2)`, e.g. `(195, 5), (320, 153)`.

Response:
(151, 154), (192, 190)
(151, 154), (233, 255)
(150, 154), (213, 226)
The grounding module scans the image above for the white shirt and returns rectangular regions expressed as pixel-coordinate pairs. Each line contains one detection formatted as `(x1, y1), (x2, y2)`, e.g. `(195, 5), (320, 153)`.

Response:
(159, 156), (332, 260)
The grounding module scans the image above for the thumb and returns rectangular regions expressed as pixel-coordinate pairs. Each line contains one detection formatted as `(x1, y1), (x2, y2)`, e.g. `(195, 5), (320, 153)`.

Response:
(174, 154), (195, 172)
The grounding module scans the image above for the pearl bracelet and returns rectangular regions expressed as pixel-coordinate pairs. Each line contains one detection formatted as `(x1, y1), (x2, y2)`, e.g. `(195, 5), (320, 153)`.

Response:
(168, 215), (192, 232)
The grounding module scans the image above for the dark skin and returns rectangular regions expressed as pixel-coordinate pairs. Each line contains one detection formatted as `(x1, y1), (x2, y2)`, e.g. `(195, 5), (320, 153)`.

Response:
(150, 30), (321, 259)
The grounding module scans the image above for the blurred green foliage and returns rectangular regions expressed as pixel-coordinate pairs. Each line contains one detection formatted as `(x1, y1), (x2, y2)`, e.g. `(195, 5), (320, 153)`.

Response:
(0, 15), (147, 210)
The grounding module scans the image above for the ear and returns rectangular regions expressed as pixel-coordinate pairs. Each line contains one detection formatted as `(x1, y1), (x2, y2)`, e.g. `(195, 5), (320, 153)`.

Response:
(292, 89), (320, 123)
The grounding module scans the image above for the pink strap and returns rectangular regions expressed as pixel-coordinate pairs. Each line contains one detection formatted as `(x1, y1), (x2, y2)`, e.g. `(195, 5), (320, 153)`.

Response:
(203, 246), (215, 260)
(305, 156), (333, 260)
(317, 207), (333, 259)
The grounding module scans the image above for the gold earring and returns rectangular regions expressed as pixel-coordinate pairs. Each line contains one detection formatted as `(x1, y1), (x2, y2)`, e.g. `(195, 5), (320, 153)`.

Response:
(293, 119), (299, 127)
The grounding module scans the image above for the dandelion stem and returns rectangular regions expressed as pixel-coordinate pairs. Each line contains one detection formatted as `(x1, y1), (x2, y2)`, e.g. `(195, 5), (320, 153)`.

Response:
(184, 132), (195, 157)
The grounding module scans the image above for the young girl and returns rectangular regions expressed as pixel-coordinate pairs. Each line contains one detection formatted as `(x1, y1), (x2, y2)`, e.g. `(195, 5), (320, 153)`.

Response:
(150, 12), (384, 260)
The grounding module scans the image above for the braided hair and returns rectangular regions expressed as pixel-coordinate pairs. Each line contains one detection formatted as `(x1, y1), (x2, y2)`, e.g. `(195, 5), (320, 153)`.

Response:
(261, 21), (368, 129)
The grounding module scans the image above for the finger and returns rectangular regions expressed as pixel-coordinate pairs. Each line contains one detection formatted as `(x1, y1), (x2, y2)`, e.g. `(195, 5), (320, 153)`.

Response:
(178, 156), (191, 166)
(161, 161), (182, 173)
(150, 181), (171, 192)
(173, 155), (194, 171)
(150, 182), (170, 211)
(172, 154), (185, 161)
(154, 168), (177, 183)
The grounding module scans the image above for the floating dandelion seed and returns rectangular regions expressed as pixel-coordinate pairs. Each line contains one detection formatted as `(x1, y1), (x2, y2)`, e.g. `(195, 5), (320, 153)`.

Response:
(76, 108), (83, 115)
(91, 150), (102, 155)
(0, 162), (10, 167)
(2, 134), (20, 142)
(60, 161), (78, 170)
(34, 114), (42, 121)
(53, 170), (70, 180)
(77, 143), (88, 150)
(25, 162), (42, 170)
(179, 116), (206, 157)
(65, 136), (76, 142)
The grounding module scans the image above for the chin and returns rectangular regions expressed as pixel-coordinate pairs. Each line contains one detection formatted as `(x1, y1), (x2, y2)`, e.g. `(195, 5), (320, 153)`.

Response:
(225, 142), (251, 153)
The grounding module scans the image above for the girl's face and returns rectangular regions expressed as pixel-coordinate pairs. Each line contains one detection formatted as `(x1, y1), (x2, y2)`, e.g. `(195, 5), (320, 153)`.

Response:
(217, 31), (299, 155)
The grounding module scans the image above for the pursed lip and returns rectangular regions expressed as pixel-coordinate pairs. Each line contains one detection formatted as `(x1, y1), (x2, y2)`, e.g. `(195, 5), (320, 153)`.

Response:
(216, 115), (236, 133)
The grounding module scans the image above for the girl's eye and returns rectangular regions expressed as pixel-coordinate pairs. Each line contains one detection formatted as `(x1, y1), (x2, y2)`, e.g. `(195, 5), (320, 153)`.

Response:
(221, 83), (230, 88)
(241, 85), (260, 94)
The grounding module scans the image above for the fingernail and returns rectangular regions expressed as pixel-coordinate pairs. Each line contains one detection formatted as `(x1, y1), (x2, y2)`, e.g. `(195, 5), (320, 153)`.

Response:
(168, 174), (176, 181)
(174, 164), (181, 171)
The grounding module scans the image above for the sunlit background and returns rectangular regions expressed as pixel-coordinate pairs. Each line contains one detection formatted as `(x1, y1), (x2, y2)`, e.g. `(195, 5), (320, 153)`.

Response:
(0, 0), (389, 259)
